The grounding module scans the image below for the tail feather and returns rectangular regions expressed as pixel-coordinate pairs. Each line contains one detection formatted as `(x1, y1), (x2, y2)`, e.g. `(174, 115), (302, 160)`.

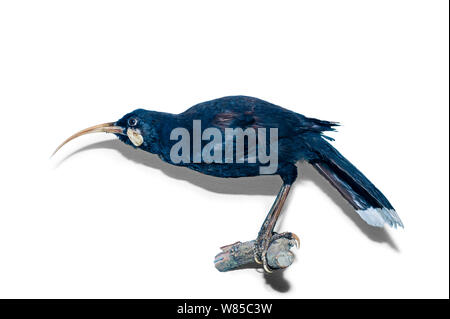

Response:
(355, 207), (403, 228)
(309, 139), (403, 228)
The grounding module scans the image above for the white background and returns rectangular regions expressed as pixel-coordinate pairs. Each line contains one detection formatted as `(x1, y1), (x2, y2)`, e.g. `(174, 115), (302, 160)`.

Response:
(0, 1), (448, 298)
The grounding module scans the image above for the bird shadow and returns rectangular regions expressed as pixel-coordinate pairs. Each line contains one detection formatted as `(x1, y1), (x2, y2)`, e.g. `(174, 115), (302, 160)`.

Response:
(55, 139), (399, 292)
(55, 140), (282, 196)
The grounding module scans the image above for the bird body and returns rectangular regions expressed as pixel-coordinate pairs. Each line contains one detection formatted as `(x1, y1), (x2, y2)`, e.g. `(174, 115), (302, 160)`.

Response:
(115, 96), (336, 182)
(54, 95), (402, 272)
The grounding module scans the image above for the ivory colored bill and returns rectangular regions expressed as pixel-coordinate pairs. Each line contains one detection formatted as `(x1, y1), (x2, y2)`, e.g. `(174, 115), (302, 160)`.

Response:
(53, 122), (123, 156)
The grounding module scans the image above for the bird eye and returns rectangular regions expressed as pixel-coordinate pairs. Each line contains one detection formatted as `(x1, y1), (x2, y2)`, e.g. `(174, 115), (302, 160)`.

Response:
(128, 118), (138, 127)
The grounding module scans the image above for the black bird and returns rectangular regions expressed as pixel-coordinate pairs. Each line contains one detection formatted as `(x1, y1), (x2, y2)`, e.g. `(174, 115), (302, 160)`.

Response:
(54, 95), (403, 272)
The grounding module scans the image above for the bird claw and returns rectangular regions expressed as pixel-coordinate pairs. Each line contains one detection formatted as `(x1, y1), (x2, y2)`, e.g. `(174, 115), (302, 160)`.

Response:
(263, 260), (273, 273)
(255, 246), (274, 273)
(291, 233), (301, 249)
(271, 231), (300, 249)
(254, 231), (300, 273)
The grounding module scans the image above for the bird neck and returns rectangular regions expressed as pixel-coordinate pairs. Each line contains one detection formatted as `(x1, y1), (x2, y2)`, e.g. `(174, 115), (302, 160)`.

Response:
(138, 111), (178, 155)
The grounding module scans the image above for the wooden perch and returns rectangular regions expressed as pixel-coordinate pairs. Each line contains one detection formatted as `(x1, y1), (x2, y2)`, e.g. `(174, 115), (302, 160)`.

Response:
(214, 236), (298, 272)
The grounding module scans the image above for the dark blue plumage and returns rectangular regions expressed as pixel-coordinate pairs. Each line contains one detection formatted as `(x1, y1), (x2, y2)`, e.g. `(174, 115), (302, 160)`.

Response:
(116, 96), (336, 182)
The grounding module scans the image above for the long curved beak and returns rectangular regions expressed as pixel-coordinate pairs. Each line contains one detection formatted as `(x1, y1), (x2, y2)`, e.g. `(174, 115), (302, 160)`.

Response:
(52, 122), (124, 156)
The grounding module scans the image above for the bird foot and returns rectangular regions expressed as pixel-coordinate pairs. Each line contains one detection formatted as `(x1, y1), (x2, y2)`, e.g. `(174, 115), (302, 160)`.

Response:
(254, 232), (300, 273)
(214, 235), (298, 272)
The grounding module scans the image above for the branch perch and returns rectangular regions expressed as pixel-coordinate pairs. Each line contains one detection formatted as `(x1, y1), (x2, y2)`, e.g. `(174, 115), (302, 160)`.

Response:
(214, 236), (298, 272)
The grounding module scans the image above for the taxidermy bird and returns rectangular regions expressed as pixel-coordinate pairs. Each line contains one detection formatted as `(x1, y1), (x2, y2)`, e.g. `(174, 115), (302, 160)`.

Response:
(54, 95), (403, 272)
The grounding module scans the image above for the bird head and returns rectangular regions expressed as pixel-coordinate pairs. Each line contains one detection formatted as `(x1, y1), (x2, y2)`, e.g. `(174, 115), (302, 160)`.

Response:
(53, 109), (162, 156)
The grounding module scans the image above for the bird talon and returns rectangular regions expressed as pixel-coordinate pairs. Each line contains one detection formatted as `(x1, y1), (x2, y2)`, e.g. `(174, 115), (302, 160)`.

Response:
(291, 233), (300, 249)
(263, 262), (273, 273)
(255, 241), (275, 272)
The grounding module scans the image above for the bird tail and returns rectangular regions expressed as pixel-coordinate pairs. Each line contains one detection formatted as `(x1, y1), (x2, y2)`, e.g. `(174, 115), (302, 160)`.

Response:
(309, 139), (403, 228)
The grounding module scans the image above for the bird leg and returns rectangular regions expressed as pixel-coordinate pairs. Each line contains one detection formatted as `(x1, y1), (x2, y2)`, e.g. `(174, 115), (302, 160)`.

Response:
(254, 183), (300, 273)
